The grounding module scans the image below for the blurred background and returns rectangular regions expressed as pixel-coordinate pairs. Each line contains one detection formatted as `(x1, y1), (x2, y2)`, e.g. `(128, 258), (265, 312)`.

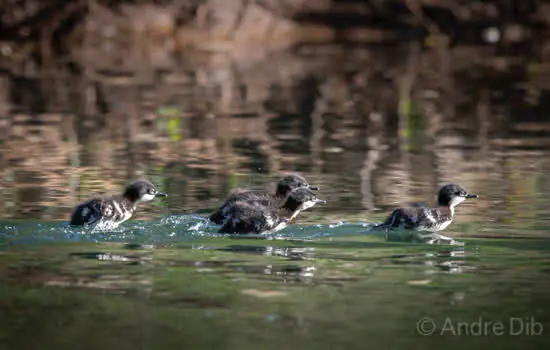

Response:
(1, 0), (549, 225)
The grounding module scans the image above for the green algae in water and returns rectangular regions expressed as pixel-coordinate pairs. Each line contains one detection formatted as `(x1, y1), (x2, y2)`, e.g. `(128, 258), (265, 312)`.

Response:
(1, 219), (550, 350)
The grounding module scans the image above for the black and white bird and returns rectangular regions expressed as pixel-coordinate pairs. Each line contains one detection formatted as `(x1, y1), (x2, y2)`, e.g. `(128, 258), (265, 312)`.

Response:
(70, 179), (167, 230)
(209, 174), (319, 225)
(218, 187), (325, 235)
(375, 184), (478, 244)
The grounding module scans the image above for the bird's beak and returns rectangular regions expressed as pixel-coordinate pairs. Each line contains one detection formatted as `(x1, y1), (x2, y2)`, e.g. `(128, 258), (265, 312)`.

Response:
(315, 198), (326, 204)
(465, 193), (478, 199)
(155, 192), (168, 198)
(309, 185), (320, 191)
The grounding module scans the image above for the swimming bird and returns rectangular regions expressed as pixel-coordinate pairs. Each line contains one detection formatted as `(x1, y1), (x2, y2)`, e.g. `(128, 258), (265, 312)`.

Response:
(375, 184), (478, 244)
(218, 187), (325, 235)
(209, 174), (319, 225)
(70, 179), (167, 230)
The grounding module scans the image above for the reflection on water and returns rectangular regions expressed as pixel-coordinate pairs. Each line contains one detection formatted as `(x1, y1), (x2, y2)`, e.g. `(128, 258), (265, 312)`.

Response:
(1, 236), (549, 349)
(1, 43), (550, 236)
(2, 24), (550, 349)
(218, 245), (317, 260)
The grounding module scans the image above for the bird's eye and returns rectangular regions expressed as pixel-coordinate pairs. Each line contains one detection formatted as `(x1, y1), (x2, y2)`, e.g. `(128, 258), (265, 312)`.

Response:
(455, 191), (461, 195)
(148, 189), (154, 194)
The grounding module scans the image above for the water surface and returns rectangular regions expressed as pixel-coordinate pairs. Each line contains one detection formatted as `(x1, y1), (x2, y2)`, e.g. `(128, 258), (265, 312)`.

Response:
(1, 220), (549, 349)
(2, 42), (550, 349)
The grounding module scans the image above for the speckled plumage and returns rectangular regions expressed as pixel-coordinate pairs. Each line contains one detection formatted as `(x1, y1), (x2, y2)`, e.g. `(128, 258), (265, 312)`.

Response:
(70, 180), (167, 230)
(219, 187), (325, 234)
(379, 206), (454, 232)
(376, 184), (478, 244)
(210, 174), (318, 225)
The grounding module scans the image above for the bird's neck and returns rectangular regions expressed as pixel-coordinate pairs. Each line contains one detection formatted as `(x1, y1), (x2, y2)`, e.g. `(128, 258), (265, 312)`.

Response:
(119, 195), (139, 211)
(438, 205), (454, 217)
(277, 207), (301, 220)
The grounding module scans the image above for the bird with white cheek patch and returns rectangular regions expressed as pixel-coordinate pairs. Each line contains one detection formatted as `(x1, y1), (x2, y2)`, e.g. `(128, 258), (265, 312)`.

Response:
(209, 173), (319, 225)
(218, 187), (325, 235)
(374, 184), (478, 244)
(70, 179), (167, 230)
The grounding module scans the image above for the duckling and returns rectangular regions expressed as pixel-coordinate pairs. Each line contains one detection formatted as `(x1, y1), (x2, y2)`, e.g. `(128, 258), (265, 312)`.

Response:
(210, 174), (318, 225)
(219, 187), (325, 234)
(375, 184), (478, 244)
(70, 179), (167, 230)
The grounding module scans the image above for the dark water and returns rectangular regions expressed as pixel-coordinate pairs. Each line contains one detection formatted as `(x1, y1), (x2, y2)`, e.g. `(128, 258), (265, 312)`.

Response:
(1, 43), (550, 349)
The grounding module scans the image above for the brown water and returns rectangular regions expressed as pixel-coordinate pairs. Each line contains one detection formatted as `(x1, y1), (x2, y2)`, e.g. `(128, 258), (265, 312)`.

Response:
(1, 43), (550, 349)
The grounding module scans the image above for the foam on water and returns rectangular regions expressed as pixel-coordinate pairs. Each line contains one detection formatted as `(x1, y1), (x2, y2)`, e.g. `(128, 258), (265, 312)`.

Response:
(0, 217), (381, 246)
